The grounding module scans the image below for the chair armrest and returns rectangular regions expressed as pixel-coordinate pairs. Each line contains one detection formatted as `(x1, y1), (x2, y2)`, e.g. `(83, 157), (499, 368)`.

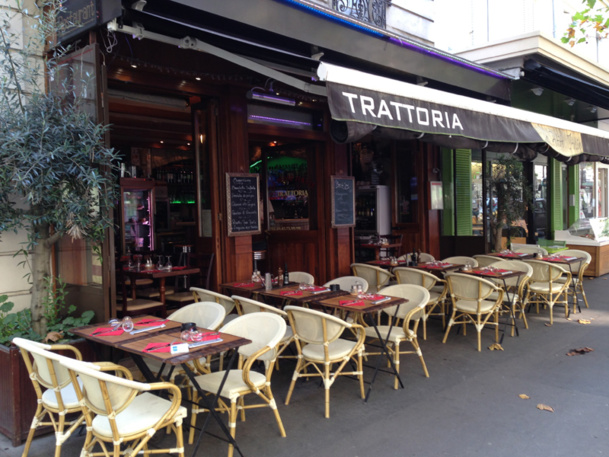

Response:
(49, 344), (83, 361)
(93, 361), (134, 380)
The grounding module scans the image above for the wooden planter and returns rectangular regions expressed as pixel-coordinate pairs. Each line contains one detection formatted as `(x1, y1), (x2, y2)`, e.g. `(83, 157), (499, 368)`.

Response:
(0, 339), (95, 447)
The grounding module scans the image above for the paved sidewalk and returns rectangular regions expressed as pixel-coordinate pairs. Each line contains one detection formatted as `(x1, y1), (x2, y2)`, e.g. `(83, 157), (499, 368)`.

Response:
(3, 274), (609, 457)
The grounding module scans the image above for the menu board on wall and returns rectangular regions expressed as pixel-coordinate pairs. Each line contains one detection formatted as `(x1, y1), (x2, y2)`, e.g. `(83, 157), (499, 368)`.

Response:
(331, 176), (355, 228)
(226, 173), (261, 236)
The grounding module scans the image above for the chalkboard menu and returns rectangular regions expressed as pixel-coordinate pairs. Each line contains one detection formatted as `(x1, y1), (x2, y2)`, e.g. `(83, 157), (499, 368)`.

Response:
(331, 176), (355, 228)
(226, 173), (261, 236)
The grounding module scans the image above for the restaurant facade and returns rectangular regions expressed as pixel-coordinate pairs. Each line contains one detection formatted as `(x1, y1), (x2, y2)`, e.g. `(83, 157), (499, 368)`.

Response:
(12, 0), (609, 320)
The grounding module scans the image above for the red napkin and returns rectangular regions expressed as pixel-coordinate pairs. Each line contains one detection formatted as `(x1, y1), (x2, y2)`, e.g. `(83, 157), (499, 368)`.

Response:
(280, 290), (303, 296)
(135, 318), (169, 327)
(173, 266), (187, 271)
(235, 282), (258, 288)
(143, 342), (172, 353)
(339, 300), (365, 307)
(310, 286), (329, 292)
(91, 327), (124, 337)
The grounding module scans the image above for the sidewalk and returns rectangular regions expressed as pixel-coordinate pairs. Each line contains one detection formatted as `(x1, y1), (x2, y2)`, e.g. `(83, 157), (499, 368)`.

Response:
(3, 275), (609, 457)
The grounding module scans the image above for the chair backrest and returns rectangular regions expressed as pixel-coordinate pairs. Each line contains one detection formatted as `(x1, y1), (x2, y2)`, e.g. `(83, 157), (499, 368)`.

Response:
(231, 295), (288, 317)
(513, 245), (548, 256)
(350, 263), (393, 293)
(190, 287), (235, 315)
(559, 249), (592, 279)
(289, 271), (315, 285)
(219, 313), (287, 362)
(392, 267), (440, 290)
(168, 301), (226, 331)
(472, 255), (500, 268)
(442, 256), (478, 267)
(487, 259), (533, 288)
(284, 305), (351, 345)
(524, 259), (567, 282)
(446, 273), (500, 303)
(397, 252), (435, 263)
(378, 284), (430, 321)
(60, 357), (152, 418)
(13, 337), (81, 393)
(323, 276), (369, 293)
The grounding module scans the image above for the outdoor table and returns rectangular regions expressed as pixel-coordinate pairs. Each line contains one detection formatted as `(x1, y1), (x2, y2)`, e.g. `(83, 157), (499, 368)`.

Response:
(366, 259), (409, 270)
(71, 316), (251, 457)
(488, 251), (535, 260)
(359, 242), (403, 261)
(310, 293), (407, 401)
(540, 254), (586, 314)
(411, 261), (464, 276)
(460, 267), (524, 340)
(255, 283), (349, 308)
(220, 280), (266, 298)
(122, 266), (201, 307)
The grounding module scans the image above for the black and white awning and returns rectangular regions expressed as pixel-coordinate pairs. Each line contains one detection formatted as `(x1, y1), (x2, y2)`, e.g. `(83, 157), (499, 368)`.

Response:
(318, 62), (609, 163)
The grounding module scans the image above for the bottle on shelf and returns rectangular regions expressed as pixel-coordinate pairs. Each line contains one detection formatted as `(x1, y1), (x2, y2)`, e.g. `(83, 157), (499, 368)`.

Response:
(278, 267), (283, 285)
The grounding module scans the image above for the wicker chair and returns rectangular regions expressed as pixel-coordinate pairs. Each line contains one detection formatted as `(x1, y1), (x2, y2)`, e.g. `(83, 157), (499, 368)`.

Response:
(553, 249), (591, 311)
(350, 263), (393, 293)
(473, 254), (501, 268)
(284, 305), (366, 418)
(288, 271), (315, 285)
(61, 357), (186, 457)
(369, 284), (431, 388)
(12, 338), (86, 457)
(443, 273), (504, 351)
(189, 313), (287, 455)
(442, 256), (478, 268)
(392, 267), (448, 339)
(524, 259), (571, 325)
(191, 287), (237, 321)
(323, 275), (370, 293)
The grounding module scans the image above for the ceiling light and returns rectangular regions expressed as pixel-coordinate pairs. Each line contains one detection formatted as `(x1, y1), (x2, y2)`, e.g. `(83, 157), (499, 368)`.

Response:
(530, 87), (544, 96)
(565, 98), (576, 106)
(416, 76), (428, 86)
(589, 105), (598, 113)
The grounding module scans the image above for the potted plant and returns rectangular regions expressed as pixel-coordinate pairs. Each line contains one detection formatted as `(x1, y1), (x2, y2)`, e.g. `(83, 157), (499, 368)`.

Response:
(0, 280), (95, 446)
(0, 1), (117, 445)
(487, 156), (532, 252)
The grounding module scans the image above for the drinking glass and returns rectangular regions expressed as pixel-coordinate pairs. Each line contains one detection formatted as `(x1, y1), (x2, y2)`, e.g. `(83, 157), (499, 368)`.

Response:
(165, 255), (173, 271)
(121, 316), (134, 332)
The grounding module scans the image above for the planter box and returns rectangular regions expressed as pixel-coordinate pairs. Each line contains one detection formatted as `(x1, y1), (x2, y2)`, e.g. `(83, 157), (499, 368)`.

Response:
(0, 339), (95, 447)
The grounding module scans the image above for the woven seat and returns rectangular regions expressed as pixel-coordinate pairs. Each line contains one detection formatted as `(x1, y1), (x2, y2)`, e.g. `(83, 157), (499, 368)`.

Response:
(284, 305), (365, 418)
(442, 273), (504, 351)
(13, 338), (86, 457)
(553, 249), (591, 311)
(350, 263), (393, 293)
(288, 271), (315, 285)
(367, 284), (431, 389)
(61, 358), (186, 457)
(524, 259), (571, 324)
(189, 313), (287, 456)
(472, 254), (501, 268)
(393, 267), (448, 339)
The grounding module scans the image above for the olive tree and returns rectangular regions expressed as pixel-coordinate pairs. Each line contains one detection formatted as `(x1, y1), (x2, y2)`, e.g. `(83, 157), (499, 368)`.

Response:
(563, 0), (609, 46)
(0, 1), (119, 335)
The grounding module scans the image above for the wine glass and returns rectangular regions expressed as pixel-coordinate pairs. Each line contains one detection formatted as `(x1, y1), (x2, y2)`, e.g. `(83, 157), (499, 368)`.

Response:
(121, 316), (134, 332)
(165, 255), (173, 271)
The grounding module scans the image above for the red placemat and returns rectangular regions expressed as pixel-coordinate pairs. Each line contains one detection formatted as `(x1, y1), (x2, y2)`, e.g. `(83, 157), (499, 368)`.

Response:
(280, 290), (303, 296)
(91, 327), (124, 337)
(339, 299), (365, 307)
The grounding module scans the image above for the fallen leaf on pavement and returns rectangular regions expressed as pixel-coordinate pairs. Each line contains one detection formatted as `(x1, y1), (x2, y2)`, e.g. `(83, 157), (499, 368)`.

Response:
(488, 343), (504, 351)
(537, 404), (554, 413)
(43, 331), (63, 343)
(578, 319), (591, 324)
(544, 323), (552, 327)
(567, 347), (594, 356)
(519, 394), (530, 400)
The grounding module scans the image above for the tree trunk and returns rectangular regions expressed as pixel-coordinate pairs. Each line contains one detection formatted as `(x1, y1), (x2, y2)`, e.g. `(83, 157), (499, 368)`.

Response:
(30, 224), (51, 336)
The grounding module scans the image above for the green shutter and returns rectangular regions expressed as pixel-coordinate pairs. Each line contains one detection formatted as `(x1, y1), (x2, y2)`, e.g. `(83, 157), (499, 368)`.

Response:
(455, 149), (472, 236)
(442, 148), (455, 236)
(567, 165), (579, 226)
(549, 158), (562, 235)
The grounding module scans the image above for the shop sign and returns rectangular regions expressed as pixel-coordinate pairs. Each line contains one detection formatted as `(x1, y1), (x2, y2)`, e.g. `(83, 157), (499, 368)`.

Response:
(58, 0), (122, 43)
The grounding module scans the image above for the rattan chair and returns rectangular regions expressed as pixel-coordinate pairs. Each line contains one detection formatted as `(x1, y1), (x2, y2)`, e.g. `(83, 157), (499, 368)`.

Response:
(485, 259), (533, 335)
(12, 338), (86, 457)
(189, 313), (287, 456)
(191, 287), (237, 321)
(513, 245), (548, 256)
(350, 263), (393, 293)
(323, 275), (370, 293)
(60, 357), (186, 457)
(393, 267), (448, 339)
(231, 295), (295, 363)
(368, 284), (431, 388)
(524, 259), (571, 325)
(443, 273), (504, 351)
(398, 252), (436, 264)
(554, 249), (591, 311)
(288, 271), (315, 285)
(284, 305), (366, 418)
(442, 256), (478, 268)
(472, 254), (501, 268)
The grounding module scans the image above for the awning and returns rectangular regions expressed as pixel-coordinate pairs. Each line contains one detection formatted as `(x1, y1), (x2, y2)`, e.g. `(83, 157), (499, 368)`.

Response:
(318, 62), (609, 163)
